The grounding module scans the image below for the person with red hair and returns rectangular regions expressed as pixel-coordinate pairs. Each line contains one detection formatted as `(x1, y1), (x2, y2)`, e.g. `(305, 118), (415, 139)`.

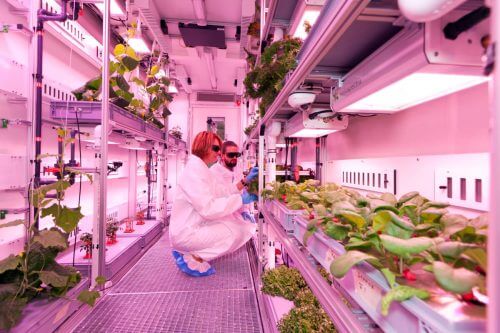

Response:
(169, 131), (259, 277)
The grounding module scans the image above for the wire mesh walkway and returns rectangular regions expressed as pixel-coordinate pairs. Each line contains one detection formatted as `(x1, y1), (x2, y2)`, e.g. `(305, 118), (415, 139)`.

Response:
(73, 232), (263, 333)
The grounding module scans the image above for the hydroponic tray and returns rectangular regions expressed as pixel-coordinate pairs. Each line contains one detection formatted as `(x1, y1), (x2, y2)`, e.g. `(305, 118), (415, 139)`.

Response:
(293, 215), (486, 333)
(50, 101), (165, 142)
(57, 236), (142, 279)
(271, 200), (304, 233)
(261, 294), (295, 333)
(9, 278), (89, 333)
(116, 219), (162, 248)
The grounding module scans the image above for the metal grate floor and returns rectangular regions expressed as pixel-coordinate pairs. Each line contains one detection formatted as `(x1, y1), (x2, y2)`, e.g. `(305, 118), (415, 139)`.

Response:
(73, 232), (263, 333)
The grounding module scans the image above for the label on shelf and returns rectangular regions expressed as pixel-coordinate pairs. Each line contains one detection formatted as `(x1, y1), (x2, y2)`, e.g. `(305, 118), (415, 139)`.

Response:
(325, 248), (337, 266)
(353, 269), (383, 310)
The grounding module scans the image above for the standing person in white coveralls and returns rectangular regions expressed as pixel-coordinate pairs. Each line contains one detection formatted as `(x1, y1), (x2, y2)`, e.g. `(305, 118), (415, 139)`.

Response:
(169, 131), (259, 277)
(210, 140), (256, 223)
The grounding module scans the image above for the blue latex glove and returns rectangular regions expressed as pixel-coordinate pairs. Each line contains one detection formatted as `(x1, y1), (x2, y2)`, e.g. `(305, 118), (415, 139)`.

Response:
(241, 211), (256, 223)
(245, 167), (259, 182)
(241, 191), (258, 204)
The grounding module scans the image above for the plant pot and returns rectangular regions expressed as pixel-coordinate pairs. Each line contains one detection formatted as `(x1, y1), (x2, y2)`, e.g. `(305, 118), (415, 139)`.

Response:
(124, 219), (135, 233)
(106, 234), (117, 245)
(82, 242), (92, 259)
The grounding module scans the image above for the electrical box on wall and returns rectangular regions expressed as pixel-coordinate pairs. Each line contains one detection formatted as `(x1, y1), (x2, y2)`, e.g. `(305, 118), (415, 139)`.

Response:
(0, 155), (26, 190)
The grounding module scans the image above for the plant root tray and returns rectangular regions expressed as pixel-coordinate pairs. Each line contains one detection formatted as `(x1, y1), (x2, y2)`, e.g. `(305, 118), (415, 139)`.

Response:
(293, 214), (486, 333)
(57, 236), (142, 279)
(116, 219), (162, 248)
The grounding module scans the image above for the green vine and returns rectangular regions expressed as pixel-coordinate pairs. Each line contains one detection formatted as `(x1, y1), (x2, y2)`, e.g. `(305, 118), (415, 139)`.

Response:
(244, 38), (302, 117)
(0, 128), (104, 330)
(72, 30), (174, 130)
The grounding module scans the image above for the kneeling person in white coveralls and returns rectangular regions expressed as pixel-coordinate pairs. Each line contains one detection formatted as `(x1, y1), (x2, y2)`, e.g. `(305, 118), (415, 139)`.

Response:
(169, 131), (259, 277)
(210, 140), (256, 224)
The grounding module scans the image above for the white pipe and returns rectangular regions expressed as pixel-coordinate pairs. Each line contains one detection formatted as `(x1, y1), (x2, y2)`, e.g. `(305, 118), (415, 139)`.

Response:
(488, 1), (499, 332)
(203, 49), (217, 90)
(92, 0), (110, 288)
(265, 121), (281, 183)
(398, 0), (468, 22)
(192, 0), (207, 26)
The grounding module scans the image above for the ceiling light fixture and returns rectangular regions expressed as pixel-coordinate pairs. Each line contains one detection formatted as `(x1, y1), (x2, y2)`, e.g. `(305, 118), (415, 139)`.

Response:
(331, 21), (490, 114)
(95, 0), (125, 17)
(289, 1), (324, 40)
(168, 83), (179, 94)
(128, 19), (151, 54)
(347, 73), (488, 112)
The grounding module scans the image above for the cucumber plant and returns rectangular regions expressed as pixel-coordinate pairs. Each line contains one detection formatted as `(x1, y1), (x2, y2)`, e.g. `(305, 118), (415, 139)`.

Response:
(0, 129), (104, 329)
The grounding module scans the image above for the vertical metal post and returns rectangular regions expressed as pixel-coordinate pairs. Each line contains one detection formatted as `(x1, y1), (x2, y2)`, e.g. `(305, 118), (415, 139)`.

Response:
(92, 0), (110, 287)
(290, 138), (298, 180)
(488, 1), (499, 332)
(162, 117), (169, 222)
(27, 0), (38, 242)
(260, 0), (265, 47)
(315, 137), (320, 182)
(258, 123), (266, 275)
(128, 150), (137, 218)
(320, 136), (327, 185)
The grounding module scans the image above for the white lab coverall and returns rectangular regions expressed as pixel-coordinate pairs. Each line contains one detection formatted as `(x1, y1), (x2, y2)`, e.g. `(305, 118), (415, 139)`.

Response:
(210, 162), (251, 216)
(210, 162), (240, 196)
(169, 155), (256, 261)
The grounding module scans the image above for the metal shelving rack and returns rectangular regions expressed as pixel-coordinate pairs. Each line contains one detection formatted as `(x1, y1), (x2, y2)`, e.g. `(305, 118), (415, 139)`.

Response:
(261, 206), (374, 333)
(249, 1), (500, 332)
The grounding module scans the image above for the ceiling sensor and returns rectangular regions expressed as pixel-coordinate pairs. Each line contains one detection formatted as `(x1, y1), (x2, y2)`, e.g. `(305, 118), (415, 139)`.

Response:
(308, 108), (336, 120)
(288, 91), (317, 110)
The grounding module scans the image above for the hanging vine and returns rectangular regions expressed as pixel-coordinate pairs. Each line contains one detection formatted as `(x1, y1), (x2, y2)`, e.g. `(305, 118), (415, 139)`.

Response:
(244, 37), (302, 117)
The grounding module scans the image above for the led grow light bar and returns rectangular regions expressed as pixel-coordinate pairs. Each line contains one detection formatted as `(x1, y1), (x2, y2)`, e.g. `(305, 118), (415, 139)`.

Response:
(346, 72), (489, 112)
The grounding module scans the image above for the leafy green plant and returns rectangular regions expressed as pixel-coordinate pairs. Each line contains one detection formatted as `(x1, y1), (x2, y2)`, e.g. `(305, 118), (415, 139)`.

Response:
(264, 181), (488, 315)
(278, 304), (337, 333)
(261, 265), (336, 332)
(244, 118), (259, 136)
(72, 43), (140, 107)
(0, 129), (102, 330)
(261, 266), (308, 301)
(244, 38), (302, 117)
(169, 125), (183, 140)
(73, 38), (173, 130)
(106, 218), (119, 238)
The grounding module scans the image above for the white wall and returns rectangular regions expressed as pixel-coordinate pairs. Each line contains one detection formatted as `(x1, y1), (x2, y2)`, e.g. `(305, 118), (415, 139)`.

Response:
(319, 83), (490, 217)
(190, 99), (242, 148)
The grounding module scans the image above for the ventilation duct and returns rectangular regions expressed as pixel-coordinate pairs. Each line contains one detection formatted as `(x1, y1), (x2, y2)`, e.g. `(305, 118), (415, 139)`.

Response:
(330, 11), (489, 114)
(196, 92), (235, 103)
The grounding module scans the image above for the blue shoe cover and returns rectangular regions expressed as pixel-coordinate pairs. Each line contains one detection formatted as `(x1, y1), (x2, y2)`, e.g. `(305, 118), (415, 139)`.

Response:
(172, 250), (215, 277)
(172, 250), (183, 261)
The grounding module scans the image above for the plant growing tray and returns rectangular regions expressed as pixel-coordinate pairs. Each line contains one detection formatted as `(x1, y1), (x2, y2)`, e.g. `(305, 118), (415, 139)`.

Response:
(9, 278), (89, 333)
(271, 200), (304, 233)
(57, 236), (142, 279)
(50, 101), (165, 141)
(293, 215), (486, 333)
(116, 219), (162, 248)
